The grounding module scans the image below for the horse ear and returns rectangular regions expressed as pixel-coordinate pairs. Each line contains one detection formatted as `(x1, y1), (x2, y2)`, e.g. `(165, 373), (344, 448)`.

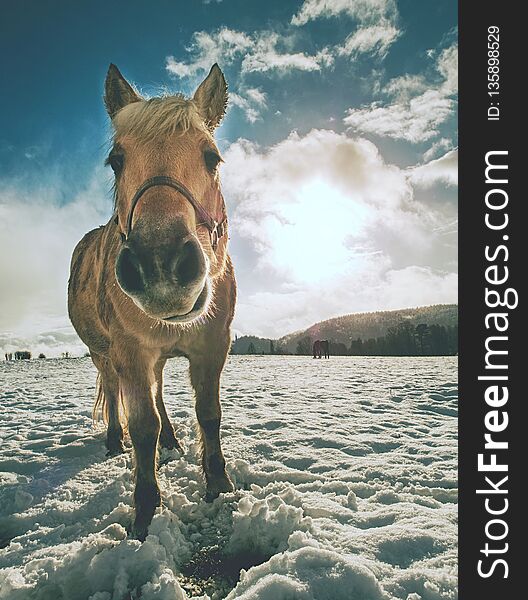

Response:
(193, 64), (228, 130)
(104, 64), (142, 119)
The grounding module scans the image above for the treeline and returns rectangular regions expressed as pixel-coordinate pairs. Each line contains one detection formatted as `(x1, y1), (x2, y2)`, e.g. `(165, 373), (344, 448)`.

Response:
(4, 351), (32, 360)
(280, 304), (457, 353)
(232, 321), (457, 357)
(296, 321), (457, 356)
(231, 337), (281, 355)
(3, 351), (73, 360)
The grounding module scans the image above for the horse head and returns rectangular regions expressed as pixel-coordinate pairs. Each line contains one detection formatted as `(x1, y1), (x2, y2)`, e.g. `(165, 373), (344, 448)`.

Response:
(105, 64), (228, 323)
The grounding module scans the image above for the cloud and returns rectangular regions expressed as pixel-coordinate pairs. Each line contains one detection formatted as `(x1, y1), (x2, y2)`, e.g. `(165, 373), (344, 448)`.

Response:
(166, 28), (333, 79)
(166, 2), (402, 87)
(0, 326), (87, 358)
(338, 23), (400, 59)
(344, 43), (458, 142)
(409, 149), (458, 188)
(240, 33), (334, 73)
(293, 0), (400, 60)
(221, 129), (457, 337)
(383, 74), (428, 101)
(423, 137), (453, 162)
(166, 28), (252, 78)
(292, 0), (398, 26)
(0, 167), (113, 356)
(230, 87), (268, 123)
(344, 90), (454, 143)
(437, 44), (458, 95)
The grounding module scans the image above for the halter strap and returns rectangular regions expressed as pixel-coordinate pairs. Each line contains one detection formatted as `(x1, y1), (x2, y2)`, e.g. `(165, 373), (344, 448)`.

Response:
(121, 175), (227, 251)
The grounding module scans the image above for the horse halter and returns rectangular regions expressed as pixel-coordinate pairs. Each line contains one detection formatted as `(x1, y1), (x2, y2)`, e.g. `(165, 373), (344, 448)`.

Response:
(118, 175), (227, 251)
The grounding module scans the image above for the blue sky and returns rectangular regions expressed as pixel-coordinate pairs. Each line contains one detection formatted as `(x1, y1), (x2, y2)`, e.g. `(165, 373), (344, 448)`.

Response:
(0, 0), (458, 356)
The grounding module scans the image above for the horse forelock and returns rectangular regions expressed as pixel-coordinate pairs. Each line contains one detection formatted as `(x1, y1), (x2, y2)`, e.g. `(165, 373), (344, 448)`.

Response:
(112, 95), (210, 143)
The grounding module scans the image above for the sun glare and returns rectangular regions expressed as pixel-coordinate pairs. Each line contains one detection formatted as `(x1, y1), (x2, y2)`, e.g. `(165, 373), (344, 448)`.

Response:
(265, 179), (370, 284)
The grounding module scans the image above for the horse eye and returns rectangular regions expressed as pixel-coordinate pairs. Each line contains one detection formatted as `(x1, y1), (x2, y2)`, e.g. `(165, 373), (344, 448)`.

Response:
(204, 149), (221, 172)
(107, 153), (124, 174)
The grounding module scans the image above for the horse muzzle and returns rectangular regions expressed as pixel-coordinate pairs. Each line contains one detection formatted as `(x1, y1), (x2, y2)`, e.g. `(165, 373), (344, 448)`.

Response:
(115, 233), (210, 323)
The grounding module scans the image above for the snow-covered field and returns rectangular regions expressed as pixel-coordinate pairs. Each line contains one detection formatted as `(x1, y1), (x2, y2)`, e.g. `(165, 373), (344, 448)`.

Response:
(0, 356), (457, 600)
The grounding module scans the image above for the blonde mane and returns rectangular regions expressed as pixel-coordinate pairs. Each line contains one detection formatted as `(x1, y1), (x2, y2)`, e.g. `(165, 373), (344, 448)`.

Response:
(113, 94), (210, 142)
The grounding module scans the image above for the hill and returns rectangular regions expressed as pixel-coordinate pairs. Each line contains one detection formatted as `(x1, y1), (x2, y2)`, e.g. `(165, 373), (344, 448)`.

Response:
(277, 304), (457, 353)
(231, 304), (458, 355)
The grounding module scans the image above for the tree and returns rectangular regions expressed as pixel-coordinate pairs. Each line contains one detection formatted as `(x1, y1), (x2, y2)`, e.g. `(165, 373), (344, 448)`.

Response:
(296, 336), (312, 355)
(247, 342), (256, 355)
(447, 325), (458, 355)
(363, 338), (377, 355)
(330, 341), (348, 356)
(415, 324), (430, 355)
(430, 325), (449, 355)
(386, 321), (417, 355)
(269, 340), (275, 355)
(349, 338), (363, 355)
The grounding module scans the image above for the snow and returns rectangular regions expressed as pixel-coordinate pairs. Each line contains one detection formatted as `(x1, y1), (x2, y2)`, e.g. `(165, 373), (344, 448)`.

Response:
(0, 356), (457, 599)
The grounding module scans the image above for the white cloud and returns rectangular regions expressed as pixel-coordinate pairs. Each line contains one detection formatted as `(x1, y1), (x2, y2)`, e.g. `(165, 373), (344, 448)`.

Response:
(245, 88), (267, 105)
(166, 28), (333, 79)
(0, 167), (113, 356)
(384, 74), (428, 101)
(292, 0), (397, 27)
(437, 44), (458, 95)
(0, 326), (86, 358)
(221, 129), (457, 337)
(167, 2), (402, 84)
(423, 137), (453, 161)
(293, 0), (400, 59)
(241, 33), (334, 73)
(166, 28), (252, 77)
(344, 90), (454, 143)
(409, 149), (458, 188)
(230, 87), (268, 123)
(344, 43), (458, 142)
(338, 22), (400, 59)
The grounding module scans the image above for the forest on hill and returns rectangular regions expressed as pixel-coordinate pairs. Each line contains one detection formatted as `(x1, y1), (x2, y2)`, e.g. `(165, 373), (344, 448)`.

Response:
(231, 304), (458, 357)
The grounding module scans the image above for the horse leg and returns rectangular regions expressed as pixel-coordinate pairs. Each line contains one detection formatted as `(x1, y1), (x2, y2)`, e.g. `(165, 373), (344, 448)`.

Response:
(104, 370), (125, 455)
(114, 351), (160, 540)
(91, 353), (125, 455)
(154, 358), (183, 452)
(189, 348), (233, 501)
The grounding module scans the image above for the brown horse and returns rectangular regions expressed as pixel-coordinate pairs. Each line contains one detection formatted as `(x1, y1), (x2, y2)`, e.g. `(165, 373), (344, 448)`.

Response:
(68, 64), (236, 539)
(313, 340), (330, 359)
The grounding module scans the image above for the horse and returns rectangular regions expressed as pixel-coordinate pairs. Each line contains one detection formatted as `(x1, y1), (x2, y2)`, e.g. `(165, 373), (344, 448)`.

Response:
(68, 64), (236, 540)
(313, 340), (330, 359)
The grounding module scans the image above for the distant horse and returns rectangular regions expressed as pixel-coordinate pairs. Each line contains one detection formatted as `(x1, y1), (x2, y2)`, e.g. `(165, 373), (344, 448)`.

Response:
(68, 64), (236, 539)
(313, 340), (330, 359)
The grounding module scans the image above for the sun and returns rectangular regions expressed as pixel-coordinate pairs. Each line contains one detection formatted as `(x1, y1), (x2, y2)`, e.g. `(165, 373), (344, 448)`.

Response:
(262, 179), (370, 285)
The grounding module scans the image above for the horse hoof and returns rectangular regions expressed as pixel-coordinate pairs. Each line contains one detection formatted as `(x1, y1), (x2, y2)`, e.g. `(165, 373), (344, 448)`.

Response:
(132, 482), (160, 540)
(159, 431), (184, 454)
(106, 441), (126, 457)
(205, 475), (234, 502)
(131, 522), (148, 542)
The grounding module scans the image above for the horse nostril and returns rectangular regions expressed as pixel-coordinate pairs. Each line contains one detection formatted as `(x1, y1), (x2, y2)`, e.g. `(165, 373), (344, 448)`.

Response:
(176, 239), (203, 286)
(116, 247), (144, 294)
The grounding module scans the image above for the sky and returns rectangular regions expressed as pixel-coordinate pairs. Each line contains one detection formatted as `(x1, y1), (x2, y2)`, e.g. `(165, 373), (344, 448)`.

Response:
(0, 0), (458, 357)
